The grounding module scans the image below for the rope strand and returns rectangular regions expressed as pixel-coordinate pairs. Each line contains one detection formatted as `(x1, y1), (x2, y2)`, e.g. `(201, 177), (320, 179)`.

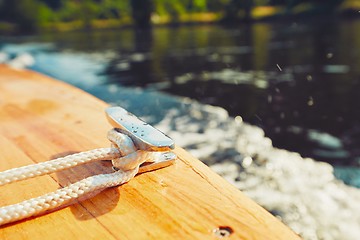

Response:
(0, 148), (121, 186)
(0, 169), (138, 225)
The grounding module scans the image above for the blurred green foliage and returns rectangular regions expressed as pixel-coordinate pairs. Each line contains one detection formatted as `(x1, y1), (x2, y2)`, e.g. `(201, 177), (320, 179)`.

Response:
(0, 0), (359, 32)
(0, 0), (52, 31)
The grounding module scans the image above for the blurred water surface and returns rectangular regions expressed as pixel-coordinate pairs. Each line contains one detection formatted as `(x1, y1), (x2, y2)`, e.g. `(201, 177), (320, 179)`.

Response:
(1, 16), (360, 169)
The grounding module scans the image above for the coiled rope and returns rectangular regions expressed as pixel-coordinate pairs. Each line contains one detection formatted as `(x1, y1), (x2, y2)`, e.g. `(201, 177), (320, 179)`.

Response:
(0, 129), (173, 226)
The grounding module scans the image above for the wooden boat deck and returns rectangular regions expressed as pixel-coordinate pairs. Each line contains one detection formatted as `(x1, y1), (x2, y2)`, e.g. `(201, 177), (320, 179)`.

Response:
(0, 65), (300, 239)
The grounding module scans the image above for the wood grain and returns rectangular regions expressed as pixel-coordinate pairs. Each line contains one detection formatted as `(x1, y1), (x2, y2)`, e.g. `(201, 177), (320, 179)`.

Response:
(0, 65), (300, 239)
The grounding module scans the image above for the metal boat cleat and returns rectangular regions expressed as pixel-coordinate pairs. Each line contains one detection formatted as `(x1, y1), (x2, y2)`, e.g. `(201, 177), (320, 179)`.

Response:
(106, 106), (175, 151)
(106, 106), (176, 173)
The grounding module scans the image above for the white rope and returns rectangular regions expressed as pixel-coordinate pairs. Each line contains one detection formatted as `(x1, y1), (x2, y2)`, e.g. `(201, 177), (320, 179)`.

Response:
(0, 170), (138, 226)
(0, 129), (164, 226)
(0, 129), (135, 187)
(0, 148), (121, 186)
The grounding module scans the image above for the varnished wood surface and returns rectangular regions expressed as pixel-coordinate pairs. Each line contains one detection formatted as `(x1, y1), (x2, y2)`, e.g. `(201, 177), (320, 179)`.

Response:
(0, 65), (300, 239)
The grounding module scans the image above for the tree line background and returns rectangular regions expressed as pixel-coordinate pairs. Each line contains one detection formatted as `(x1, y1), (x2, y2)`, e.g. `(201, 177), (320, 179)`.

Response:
(0, 0), (359, 33)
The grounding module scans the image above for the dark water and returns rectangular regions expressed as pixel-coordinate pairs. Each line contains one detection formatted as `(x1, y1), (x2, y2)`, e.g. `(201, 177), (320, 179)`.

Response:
(2, 17), (360, 168)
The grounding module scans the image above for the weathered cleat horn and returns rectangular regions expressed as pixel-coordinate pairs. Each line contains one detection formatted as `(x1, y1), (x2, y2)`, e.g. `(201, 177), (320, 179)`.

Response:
(138, 151), (177, 174)
(106, 107), (175, 151)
